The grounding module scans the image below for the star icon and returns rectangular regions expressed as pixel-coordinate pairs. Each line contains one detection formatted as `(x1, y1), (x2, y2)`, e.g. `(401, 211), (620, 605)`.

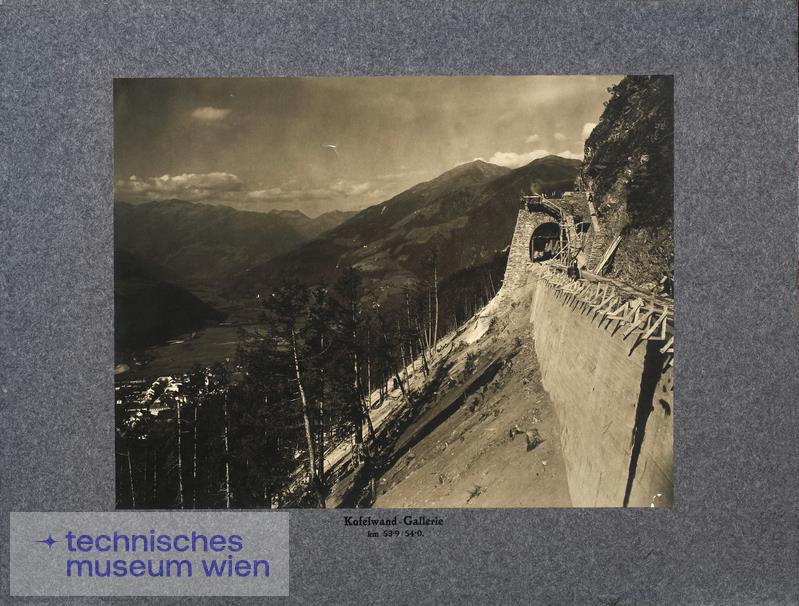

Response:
(34, 534), (58, 549)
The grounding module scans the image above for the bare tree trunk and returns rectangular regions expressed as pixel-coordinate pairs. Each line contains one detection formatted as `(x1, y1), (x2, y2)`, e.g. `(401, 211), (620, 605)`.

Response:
(365, 326), (372, 409)
(433, 261), (439, 353)
(393, 369), (415, 409)
(152, 446), (158, 506)
(353, 359), (375, 444)
(317, 399), (325, 484)
(379, 320), (415, 410)
(397, 320), (409, 384)
(353, 354), (364, 454)
(427, 287), (432, 353)
(317, 335), (326, 486)
(222, 390), (231, 509)
(418, 338), (430, 376)
(192, 401), (198, 509)
(360, 388), (376, 442)
(176, 395), (184, 509)
(420, 290), (430, 356)
(414, 317), (430, 376)
(352, 328), (375, 442)
(126, 448), (135, 508)
(292, 329), (326, 508)
(404, 290), (416, 374)
(351, 311), (366, 457)
(144, 443), (149, 506)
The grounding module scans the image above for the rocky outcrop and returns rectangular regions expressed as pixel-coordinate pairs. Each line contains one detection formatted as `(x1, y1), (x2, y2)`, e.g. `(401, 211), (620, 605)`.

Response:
(579, 76), (674, 287)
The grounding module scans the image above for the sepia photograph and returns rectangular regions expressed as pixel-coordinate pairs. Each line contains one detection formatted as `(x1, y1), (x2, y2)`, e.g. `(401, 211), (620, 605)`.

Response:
(114, 75), (674, 509)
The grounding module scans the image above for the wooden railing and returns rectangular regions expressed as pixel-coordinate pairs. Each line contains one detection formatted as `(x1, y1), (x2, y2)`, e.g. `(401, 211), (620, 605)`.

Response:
(533, 262), (674, 363)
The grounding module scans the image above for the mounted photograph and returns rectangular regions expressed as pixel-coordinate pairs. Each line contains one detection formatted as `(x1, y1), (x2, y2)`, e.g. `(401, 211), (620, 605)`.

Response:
(114, 75), (674, 509)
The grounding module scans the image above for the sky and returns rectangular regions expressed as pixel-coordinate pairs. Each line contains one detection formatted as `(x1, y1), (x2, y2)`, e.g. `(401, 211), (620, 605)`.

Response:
(114, 75), (621, 217)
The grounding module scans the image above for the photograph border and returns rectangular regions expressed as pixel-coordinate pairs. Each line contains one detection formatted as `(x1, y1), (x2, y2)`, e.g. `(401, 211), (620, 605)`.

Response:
(1, 2), (797, 603)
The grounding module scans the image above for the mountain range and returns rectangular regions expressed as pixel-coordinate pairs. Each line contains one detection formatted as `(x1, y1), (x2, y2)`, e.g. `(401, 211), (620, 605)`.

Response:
(115, 154), (580, 351)
(115, 201), (356, 290)
(230, 155), (580, 307)
(115, 202), (354, 350)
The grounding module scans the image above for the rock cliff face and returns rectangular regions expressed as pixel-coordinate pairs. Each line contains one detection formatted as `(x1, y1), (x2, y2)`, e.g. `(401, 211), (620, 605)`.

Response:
(579, 76), (674, 287)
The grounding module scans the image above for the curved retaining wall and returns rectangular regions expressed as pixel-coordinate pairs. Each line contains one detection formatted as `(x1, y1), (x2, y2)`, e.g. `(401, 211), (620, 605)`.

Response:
(529, 277), (673, 507)
(503, 210), (673, 507)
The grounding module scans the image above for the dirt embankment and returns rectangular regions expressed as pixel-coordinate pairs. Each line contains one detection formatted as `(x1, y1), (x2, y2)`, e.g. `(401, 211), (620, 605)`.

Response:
(328, 286), (571, 508)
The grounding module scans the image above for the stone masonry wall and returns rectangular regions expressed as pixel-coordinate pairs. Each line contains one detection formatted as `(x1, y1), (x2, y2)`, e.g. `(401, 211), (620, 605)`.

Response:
(501, 209), (554, 292)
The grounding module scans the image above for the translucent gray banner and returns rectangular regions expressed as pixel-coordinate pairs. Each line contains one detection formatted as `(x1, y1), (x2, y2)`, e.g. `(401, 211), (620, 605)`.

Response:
(10, 512), (289, 596)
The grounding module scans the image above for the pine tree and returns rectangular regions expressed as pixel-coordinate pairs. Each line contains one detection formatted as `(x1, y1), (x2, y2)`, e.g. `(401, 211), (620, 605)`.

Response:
(265, 281), (326, 507)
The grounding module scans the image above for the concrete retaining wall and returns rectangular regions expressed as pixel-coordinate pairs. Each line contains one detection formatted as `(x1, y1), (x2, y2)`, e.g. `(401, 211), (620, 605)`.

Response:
(528, 276), (674, 507)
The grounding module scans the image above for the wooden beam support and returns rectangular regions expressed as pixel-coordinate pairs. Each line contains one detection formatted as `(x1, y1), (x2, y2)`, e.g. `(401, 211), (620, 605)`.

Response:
(623, 310), (654, 339)
(642, 311), (667, 340)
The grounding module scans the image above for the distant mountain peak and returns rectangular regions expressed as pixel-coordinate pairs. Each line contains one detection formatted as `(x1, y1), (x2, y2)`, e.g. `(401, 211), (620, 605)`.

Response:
(517, 154), (582, 172)
(468, 158), (499, 168)
(450, 158), (508, 175)
(422, 159), (511, 190)
(527, 154), (582, 167)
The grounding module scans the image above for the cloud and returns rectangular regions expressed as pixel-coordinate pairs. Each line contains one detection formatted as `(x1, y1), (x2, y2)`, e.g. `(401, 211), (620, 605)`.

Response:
(483, 148), (584, 168)
(485, 149), (552, 168)
(240, 179), (390, 216)
(525, 133), (541, 144)
(191, 106), (231, 121)
(116, 170), (391, 216)
(116, 172), (244, 202)
(553, 132), (567, 142)
(245, 179), (384, 206)
(246, 187), (284, 199)
(582, 122), (597, 139)
(330, 180), (372, 196)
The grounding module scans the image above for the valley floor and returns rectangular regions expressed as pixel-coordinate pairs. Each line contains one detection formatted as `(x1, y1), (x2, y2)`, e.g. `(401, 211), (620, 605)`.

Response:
(327, 285), (572, 508)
